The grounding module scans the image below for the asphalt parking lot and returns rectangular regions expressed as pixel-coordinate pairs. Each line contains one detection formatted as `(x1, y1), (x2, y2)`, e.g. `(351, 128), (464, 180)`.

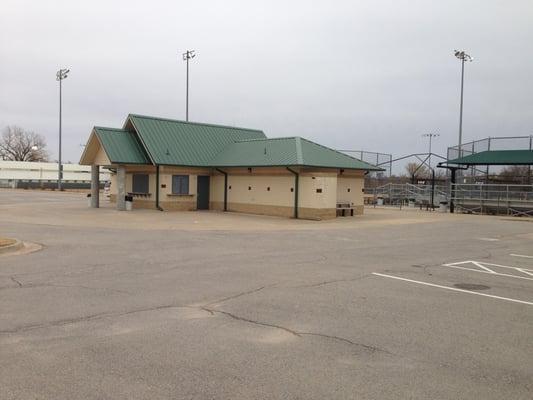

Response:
(1, 190), (532, 400)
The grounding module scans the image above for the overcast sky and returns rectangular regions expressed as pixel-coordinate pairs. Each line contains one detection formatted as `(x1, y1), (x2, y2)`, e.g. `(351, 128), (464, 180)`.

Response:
(1, 0), (532, 168)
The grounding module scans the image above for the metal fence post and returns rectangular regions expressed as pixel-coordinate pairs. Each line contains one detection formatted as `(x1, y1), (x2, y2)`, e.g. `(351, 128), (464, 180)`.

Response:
(507, 185), (510, 215)
(486, 137), (491, 183)
(527, 135), (533, 185)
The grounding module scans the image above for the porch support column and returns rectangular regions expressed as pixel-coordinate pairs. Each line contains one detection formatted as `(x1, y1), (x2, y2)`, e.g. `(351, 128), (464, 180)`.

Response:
(117, 165), (126, 211)
(90, 165), (99, 208)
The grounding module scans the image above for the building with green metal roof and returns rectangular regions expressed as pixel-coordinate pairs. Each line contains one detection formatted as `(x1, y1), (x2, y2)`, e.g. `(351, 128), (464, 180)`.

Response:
(81, 114), (381, 219)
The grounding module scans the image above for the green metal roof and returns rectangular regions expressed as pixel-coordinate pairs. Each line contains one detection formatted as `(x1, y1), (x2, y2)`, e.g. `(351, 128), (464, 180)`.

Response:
(94, 127), (150, 164)
(127, 114), (266, 166)
(447, 150), (533, 166)
(85, 114), (381, 171)
(209, 137), (382, 170)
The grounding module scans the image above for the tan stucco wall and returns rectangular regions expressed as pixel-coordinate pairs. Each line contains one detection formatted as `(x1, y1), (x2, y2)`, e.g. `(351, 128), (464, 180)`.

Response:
(209, 170), (297, 216)
(211, 202), (294, 218)
(107, 165), (365, 219)
(227, 174), (295, 207)
(210, 174), (225, 203)
(93, 146), (111, 166)
(158, 166), (210, 211)
(209, 168), (338, 219)
(109, 166), (208, 211)
(336, 175), (364, 206)
(298, 172), (337, 210)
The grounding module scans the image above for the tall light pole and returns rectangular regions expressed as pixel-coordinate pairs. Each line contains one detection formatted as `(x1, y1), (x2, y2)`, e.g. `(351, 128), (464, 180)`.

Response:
(56, 68), (69, 190)
(182, 50), (196, 121)
(454, 50), (473, 154)
(422, 133), (440, 170)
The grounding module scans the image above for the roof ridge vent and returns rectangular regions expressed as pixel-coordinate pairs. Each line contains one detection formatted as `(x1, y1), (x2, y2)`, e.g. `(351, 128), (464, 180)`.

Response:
(295, 137), (303, 164)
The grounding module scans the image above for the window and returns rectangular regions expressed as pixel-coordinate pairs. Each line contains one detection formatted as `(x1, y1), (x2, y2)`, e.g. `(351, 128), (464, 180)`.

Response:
(132, 174), (149, 193)
(172, 175), (189, 195)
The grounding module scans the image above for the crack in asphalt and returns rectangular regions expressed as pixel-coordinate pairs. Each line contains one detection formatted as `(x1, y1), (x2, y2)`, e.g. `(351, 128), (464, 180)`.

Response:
(201, 307), (301, 337)
(204, 285), (274, 306)
(0, 281), (131, 294)
(0, 303), (192, 334)
(299, 332), (392, 354)
(0, 285), (390, 355)
(288, 274), (370, 289)
(200, 305), (391, 354)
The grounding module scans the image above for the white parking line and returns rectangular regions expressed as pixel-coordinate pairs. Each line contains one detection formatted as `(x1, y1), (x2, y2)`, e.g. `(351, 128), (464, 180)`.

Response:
(442, 264), (533, 281)
(442, 260), (533, 280)
(510, 253), (533, 259)
(517, 268), (533, 277)
(470, 261), (497, 274)
(372, 272), (533, 306)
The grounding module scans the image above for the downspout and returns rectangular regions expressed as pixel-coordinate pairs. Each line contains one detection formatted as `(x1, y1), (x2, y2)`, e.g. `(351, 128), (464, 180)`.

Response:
(215, 168), (228, 211)
(287, 167), (299, 219)
(155, 165), (164, 211)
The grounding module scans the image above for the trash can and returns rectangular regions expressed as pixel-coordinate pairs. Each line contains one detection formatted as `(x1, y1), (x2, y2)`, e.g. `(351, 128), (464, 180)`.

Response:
(377, 197), (384, 206)
(87, 193), (92, 207)
(125, 195), (133, 211)
(408, 200), (415, 208)
(439, 201), (448, 213)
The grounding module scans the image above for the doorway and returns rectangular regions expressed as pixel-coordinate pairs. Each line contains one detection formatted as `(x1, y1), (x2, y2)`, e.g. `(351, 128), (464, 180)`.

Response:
(196, 176), (210, 210)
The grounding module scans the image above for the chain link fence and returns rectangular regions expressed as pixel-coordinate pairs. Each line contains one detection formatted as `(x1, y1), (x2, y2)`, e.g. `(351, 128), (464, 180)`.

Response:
(339, 150), (392, 177)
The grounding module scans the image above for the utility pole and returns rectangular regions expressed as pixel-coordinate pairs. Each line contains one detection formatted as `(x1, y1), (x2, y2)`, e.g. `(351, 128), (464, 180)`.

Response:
(182, 50), (196, 121)
(422, 133), (439, 170)
(453, 50), (473, 155)
(56, 68), (70, 190)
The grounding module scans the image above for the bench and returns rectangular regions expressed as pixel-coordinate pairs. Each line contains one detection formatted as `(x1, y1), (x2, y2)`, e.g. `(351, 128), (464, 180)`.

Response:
(336, 202), (354, 217)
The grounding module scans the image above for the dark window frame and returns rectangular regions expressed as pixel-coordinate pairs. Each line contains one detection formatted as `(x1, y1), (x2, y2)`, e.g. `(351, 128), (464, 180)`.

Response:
(172, 175), (190, 195)
(132, 174), (149, 194)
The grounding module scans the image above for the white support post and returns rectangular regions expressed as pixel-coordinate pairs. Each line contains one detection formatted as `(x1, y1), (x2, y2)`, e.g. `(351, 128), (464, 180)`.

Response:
(117, 165), (126, 211)
(90, 165), (99, 208)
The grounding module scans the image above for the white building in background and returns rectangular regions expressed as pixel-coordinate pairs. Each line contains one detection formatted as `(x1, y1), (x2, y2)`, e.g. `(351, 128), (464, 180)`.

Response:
(0, 161), (110, 187)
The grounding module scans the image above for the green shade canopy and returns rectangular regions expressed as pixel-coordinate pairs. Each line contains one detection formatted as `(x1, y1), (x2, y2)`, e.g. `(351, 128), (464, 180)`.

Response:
(446, 150), (533, 166)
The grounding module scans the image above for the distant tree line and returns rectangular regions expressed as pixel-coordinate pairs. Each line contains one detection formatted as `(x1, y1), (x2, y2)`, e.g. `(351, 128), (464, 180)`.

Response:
(366, 161), (531, 187)
(0, 126), (48, 162)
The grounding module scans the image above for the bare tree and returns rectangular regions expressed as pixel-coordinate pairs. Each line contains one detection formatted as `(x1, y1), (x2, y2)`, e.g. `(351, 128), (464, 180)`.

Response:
(499, 165), (531, 184)
(0, 126), (48, 161)
(404, 162), (428, 179)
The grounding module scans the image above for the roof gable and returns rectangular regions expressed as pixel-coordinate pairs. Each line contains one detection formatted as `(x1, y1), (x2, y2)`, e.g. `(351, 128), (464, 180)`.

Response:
(79, 127), (150, 165)
(126, 114), (266, 166)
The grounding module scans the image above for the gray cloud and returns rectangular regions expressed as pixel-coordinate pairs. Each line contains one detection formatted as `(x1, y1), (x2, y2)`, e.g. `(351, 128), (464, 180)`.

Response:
(1, 0), (532, 168)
